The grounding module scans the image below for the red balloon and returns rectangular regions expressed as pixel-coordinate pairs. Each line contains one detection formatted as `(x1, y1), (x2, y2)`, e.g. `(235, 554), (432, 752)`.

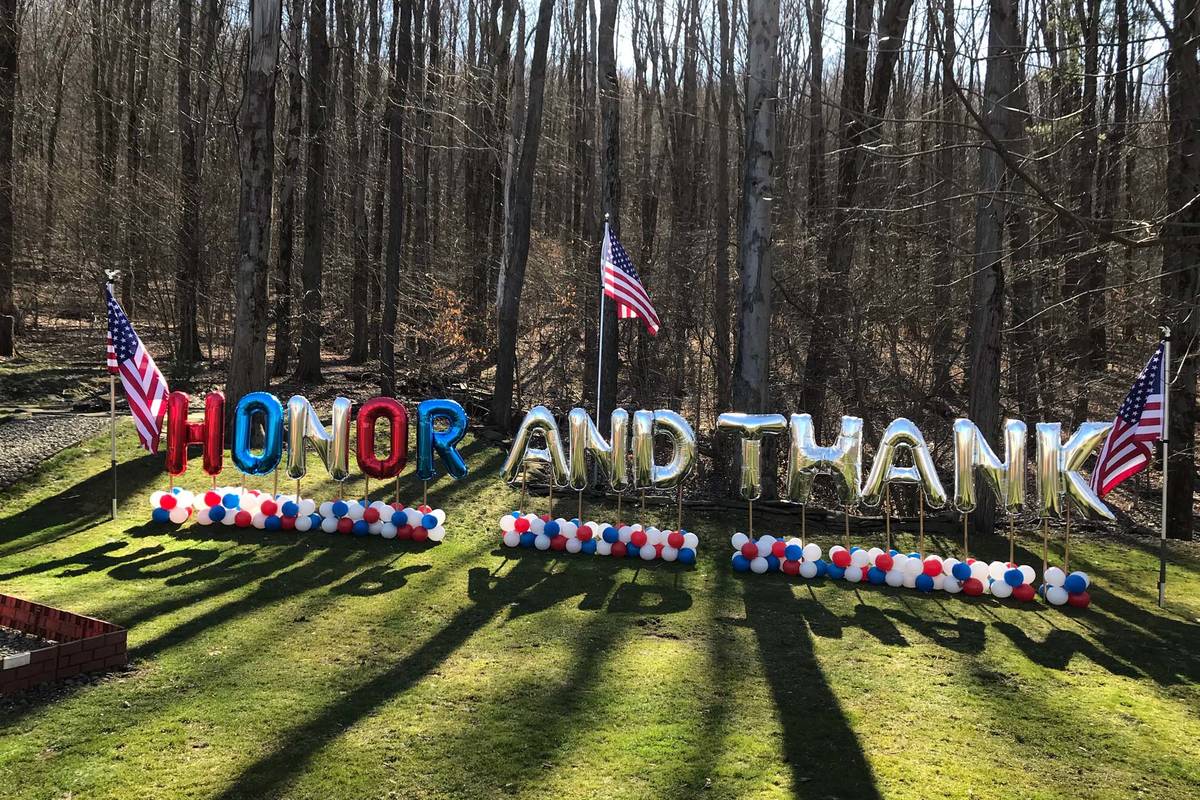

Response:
(782, 560), (801, 576)
(363, 507), (381, 523)
(411, 525), (429, 542)
(631, 530), (648, 548)
(260, 499), (278, 516)
(539, 513), (549, 522)
(164, 391), (225, 477)
(550, 535), (567, 551)
(654, 544), (664, 558)
(771, 541), (787, 558)
(741, 542), (759, 560)
(397, 524), (413, 540)
(1067, 591), (1091, 609)
(337, 517), (354, 534)
(832, 549), (852, 568)
(611, 542), (627, 558)
(234, 510), (252, 527)
(160, 494), (177, 510)
(1012, 583), (1037, 602)
(355, 397), (409, 480)
(281, 516), (296, 531)
(514, 517), (531, 533)
(875, 554), (894, 572)
(667, 531), (685, 549)
(922, 559), (943, 577)
(576, 526), (593, 541)
(204, 491), (222, 507)
(962, 578), (984, 596)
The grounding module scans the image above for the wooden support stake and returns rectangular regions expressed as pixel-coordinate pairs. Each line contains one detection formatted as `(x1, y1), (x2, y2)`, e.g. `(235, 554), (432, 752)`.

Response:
(918, 494), (926, 559)
(676, 483), (683, 532)
(962, 513), (969, 562)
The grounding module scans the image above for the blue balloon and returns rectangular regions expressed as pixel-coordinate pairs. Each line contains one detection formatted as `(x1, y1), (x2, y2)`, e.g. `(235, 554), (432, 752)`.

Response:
(281, 501), (299, 517)
(222, 493), (240, 509)
(544, 520), (561, 536)
(952, 562), (972, 581)
(152, 507), (171, 523)
(766, 555), (781, 572)
(732, 553), (751, 572)
(602, 526), (619, 543)
(209, 505), (226, 522)
(908, 552), (921, 559)
(1064, 572), (1088, 594)
(265, 515), (282, 531)
(421, 513), (438, 529)
(581, 539), (597, 555)
(391, 510), (406, 526)
(814, 559), (828, 577)
(867, 566), (886, 585)
(519, 532), (536, 548)
(570, 518), (581, 527)
(1004, 568), (1024, 587)
(231, 392), (284, 476)
(309, 514), (322, 529)
(678, 548), (696, 565)
(171, 486), (182, 494)
(331, 500), (349, 518)
(916, 574), (935, 593)
(850, 546), (862, 553)
(784, 544), (803, 561)
(416, 399), (469, 481)
(626, 543), (641, 558)
(889, 549), (899, 556)
(826, 564), (846, 580)
(511, 510), (521, 518)
(352, 520), (369, 536)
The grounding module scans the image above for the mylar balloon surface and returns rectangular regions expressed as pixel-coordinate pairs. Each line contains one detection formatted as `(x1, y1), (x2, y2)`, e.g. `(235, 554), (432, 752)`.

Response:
(785, 413), (863, 505)
(501, 405), (567, 486)
(356, 397), (408, 480)
(717, 413), (787, 500)
(232, 392), (284, 476)
(861, 418), (947, 507)
(286, 395), (353, 482)
(416, 398), (469, 481)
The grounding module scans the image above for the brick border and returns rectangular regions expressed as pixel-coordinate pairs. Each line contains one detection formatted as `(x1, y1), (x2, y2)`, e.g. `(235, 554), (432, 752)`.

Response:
(0, 594), (127, 695)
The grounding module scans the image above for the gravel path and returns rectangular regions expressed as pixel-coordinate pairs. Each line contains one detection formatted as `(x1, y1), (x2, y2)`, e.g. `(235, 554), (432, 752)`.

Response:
(0, 626), (55, 657)
(0, 413), (109, 490)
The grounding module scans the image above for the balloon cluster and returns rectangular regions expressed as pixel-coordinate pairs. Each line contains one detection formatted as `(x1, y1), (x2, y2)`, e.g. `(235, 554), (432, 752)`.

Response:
(728, 534), (1043, 601)
(498, 513), (698, 563)
(1041, 567), (1092, 608)
(147, 488), (448, 542)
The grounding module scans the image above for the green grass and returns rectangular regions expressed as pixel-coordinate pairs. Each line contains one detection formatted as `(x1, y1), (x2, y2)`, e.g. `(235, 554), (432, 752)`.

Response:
(1, 425), (1199, 799)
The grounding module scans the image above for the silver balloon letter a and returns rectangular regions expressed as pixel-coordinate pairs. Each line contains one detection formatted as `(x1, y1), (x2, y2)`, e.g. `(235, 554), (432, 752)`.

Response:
(501, 406), (569, 487)
(862, 418), (947, 507)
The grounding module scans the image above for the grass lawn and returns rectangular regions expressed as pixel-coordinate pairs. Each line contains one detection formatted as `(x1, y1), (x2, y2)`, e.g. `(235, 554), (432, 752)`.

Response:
(1, 425), (1199, 800)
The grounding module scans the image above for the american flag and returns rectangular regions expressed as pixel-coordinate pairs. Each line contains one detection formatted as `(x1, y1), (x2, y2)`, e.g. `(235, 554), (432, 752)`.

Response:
(1091, 342), (1166, 497)
(601, 225), (660, 336)
(106, 285), (168, 451)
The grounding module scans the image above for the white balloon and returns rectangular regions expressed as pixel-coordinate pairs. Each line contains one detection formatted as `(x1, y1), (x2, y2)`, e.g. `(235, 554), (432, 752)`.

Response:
(970, 561), (990, 583)
(682, 532), (699, 549)
(380, 523), (397, 539)
(320, 517), (338, 533)
(661, 546), (679, 562)
(850, 549), (870, 568)
(799, 560), (819, 579)
(942, 577), (962, 594)
(1044, 567), (1066, 587)
(787, 537), (803, 548)
(404, 508), (423, 527)
(176, 490), (194, 508)
(988, 561), (1008, 582)
(560, 521), (578, 538)
(295, 515), (313, 532)
(646, 528), (665, 546)
(298, 499), (317, 516)
(891, 553), (909, 572)
(221, 511), (236, 527)
(844, 565), (863, 583)
(802, 543), (822, 562)
(942, 557), (960, 577)
(196, 508), (212, 526)
(566, 537), (583, 554)
(432, 509), (447, 526)
(990, 580), (1013, 599)
(902, 572), (917, 589)
(319, 501), (333, 517)
(534, 534), (552, 550)
(932, 574), (945, 591)
(867, 547), (883, 561)
(829, 545), (846, 556)
(596, 539), (613, 556)
(169, 507), (190, 525)
(347, 502), (365, 521)
(1019, 565), (1036, 585)
(428, 526), (446, 542)
(1046, 585), (1069, 606)
(904, 558), (925, 577)
(756, 539), (773, 558)
(530, 517), (546, 535)
(750, 557), (769, 574)
(885, 569), (904, 587)
(640, 545), (656, 561)
(251, 512), (267, 529)
(618, 526), (633, 543)
(502, 530), (521, 547)
(150, 491), (166, 508)
(500, 515), (517, 532)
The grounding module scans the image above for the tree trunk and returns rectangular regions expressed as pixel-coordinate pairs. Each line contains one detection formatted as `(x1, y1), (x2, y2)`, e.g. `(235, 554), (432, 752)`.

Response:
(731, 0), (780, 418)
(337, 0), (371, 365)
(176, 0), (203, 374)
(1162, 0), (1200, 540)
(380, 0), (413, 396)
(804, 0), (824, 224)
(295, 0), (332, 383)
(225, 0), (282, 407)
(596, 0), (619, 430)
(966, 0), (1021, 537)
(272, 0), (304, 377)
(0, 0), (14, 358)
(712, 0), (734, 417)
(490, 0), (555, 428)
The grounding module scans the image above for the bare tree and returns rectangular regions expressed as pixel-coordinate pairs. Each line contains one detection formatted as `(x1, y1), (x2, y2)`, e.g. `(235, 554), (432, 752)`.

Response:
(0, 0), (14, 357)
(380, 0), (413, 396)
(272, 0), (305, 377)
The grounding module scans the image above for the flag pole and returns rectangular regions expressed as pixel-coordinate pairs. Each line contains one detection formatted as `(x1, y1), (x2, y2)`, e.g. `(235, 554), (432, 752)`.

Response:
(1158, 326), (1171, 608)
(105, 276), (119, 521)
(595, 215), (610, 426)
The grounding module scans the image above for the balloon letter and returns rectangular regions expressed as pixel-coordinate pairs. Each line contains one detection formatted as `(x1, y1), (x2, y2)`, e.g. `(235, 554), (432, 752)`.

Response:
(1035, 421), (1114, 520)
(717, 413), (788, 500)
(785, 414), (863, 505)
(862, 418), (947, 507)
(356, 397), (409, 480)
(286, 396), (353, 481)
(567, 408), (630, 491)
(165, 391), (225, 477)
(634, 409), (697, 489)
(417, 398), (469, 481)
(501, 405), (567, 486)
(231, 392), (284, 476)
(952, 418), (1027, 514)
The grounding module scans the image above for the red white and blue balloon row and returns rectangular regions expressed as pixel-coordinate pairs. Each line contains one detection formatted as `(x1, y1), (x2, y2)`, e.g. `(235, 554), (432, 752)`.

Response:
(728, 534), (1092, 607)
(498, 512), (698, 563)
(149, 487), (449, 542)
